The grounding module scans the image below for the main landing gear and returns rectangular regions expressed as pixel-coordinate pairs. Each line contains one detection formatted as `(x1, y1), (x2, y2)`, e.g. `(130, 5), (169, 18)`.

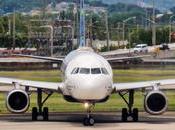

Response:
(119, 89), (138, 122)
(32, 88), (53, 121)
(83, 103), (95, 126)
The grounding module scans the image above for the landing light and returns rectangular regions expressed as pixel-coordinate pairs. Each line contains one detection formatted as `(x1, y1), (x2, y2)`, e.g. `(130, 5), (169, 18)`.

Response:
(84, 102), (89, 109)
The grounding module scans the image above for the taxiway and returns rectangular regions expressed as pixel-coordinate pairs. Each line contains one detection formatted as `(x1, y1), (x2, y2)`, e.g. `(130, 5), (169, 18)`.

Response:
(1, 112), (175, 130)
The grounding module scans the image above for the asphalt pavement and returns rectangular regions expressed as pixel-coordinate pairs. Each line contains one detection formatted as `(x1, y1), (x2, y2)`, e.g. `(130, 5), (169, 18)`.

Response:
(1, 112), (175, 130)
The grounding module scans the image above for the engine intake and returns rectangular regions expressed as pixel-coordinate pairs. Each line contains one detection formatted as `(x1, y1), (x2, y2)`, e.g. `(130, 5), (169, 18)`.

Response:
(6, 89), (30, 113)
(144, 90), (167, 115)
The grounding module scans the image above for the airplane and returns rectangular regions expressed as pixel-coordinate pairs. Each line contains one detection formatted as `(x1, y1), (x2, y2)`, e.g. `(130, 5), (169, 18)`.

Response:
(1, 0), (175, 126)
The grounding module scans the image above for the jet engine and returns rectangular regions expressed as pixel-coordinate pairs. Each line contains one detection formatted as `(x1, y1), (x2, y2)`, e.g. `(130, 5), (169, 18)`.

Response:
(144, 90), (167, 115)
(6, 89), (30, 113)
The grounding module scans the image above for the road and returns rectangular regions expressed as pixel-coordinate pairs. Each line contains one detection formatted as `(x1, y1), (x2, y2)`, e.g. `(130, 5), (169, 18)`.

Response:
(1, 112), (175, 130)
(101, 43), (175, 56)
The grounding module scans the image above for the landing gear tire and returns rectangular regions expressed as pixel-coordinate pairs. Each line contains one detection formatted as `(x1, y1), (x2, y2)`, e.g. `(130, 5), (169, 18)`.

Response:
(83, 117), (95, 126)
(32, 107), (38, 121)
(83, 118), (89, 126)
(89, 117), (95, 126)
(132, 108), (138, 122)
(122, 108), (128, 122)
(43, 107), (49, 121)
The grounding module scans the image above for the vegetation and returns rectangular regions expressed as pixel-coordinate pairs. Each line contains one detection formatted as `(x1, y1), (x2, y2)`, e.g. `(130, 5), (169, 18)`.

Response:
(0, 0), (43, 13)
(129, 26), (170, 46)
(0, 69), (175, 113)
(0, 1), (174, 50)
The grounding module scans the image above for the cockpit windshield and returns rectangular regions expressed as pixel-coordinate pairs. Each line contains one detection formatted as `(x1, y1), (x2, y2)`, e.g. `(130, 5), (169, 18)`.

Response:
(71, 67), (109, 75)
(91, 68), (101, 74)
(79, 68), (90, 74)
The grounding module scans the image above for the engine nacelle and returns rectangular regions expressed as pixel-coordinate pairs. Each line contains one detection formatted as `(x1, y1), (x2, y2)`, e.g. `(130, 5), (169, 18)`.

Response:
(6, 89), (30, 113)
(144, 90), (167, 115)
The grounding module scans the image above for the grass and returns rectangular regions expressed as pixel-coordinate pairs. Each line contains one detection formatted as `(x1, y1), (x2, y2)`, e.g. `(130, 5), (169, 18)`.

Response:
(114, 69), (175, 82)
(0, 69), (175, 113)
(0, 70), (62, 82)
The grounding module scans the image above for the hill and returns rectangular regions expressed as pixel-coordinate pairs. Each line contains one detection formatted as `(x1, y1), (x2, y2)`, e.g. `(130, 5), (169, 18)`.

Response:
(101, 0), (175, 11)
(0, 0), (174, 14)
(0, 0), (43, 13)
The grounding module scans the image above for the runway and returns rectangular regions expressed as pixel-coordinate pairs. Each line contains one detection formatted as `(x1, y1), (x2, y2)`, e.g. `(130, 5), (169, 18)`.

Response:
(1, 112), (175, 130)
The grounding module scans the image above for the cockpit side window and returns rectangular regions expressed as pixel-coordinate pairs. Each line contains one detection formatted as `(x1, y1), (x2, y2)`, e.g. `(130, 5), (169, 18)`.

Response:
(79, 68), (90, 74)
(91, 68), (101, 74)
(71, 68), (79, 74)
(101, 68), (109, 75)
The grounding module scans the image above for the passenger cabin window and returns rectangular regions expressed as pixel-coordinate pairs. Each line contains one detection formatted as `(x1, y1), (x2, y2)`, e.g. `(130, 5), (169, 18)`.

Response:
(91, 68), (101, 74)
(101, 68), (108, 75)
(79, 68), (90, 74)
(71, 68), (79, 74)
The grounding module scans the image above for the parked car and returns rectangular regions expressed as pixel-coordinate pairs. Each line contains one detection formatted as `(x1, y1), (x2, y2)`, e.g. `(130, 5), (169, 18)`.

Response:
(159, 43), (170, 50)
(133, 44), (148, 53)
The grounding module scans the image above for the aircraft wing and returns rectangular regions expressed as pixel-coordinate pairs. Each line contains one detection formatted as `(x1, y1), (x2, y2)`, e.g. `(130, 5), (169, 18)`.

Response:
(13, 54), (64, 62)
(113, 79), (175, 91)
(0, 77), (63, 92)
(106, 55), (150, 62)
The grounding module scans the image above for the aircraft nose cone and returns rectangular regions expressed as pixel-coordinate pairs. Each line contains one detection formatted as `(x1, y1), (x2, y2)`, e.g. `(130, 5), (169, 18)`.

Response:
(71, 75), (112, 100)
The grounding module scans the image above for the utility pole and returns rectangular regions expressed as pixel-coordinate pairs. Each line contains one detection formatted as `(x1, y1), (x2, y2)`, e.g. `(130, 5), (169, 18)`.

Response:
(152, 0), (156, 46)
(117, 22), (120, 47)
(122, 22), (125, 47)
(42, 0), (47, 19)
(72, 4), (77, 47)
(12, 10), (16, 50)
(76, 0), (79, 47)
(144, 0), (148, 30)
(128, 28), (131, 53)
(136, 24), (139, 42)
(89, 13), (93, 47)
(8, 16), (11, 35)
(105, 11), (110, 51)
(79, 0), (86, 47)
(122, 17), (136, 48)
(28, 20), (31, 48)
(145, 9), (148, 30)
(169, 19), (172, 44)
(169, 15), (175, 43)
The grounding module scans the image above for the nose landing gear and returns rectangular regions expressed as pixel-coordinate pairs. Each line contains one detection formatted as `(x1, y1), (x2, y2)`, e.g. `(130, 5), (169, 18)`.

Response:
(83, 116), (95, 126)
(83, 103), (95, 126)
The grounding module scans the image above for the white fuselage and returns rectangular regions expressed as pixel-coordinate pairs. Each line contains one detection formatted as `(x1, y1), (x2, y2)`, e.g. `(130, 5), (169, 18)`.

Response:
(60, 47), (114, 102)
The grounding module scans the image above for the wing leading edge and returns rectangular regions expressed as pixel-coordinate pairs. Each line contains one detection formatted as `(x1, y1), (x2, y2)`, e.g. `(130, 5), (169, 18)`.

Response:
(106, 55), (150, 62)
(113, 79), (175, 91)
(0, 77), (63, 92)
(13, 54), (64, 62)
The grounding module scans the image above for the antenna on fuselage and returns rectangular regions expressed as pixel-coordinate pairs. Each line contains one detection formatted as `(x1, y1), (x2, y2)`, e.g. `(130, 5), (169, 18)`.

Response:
(79, 0), (86, 47)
